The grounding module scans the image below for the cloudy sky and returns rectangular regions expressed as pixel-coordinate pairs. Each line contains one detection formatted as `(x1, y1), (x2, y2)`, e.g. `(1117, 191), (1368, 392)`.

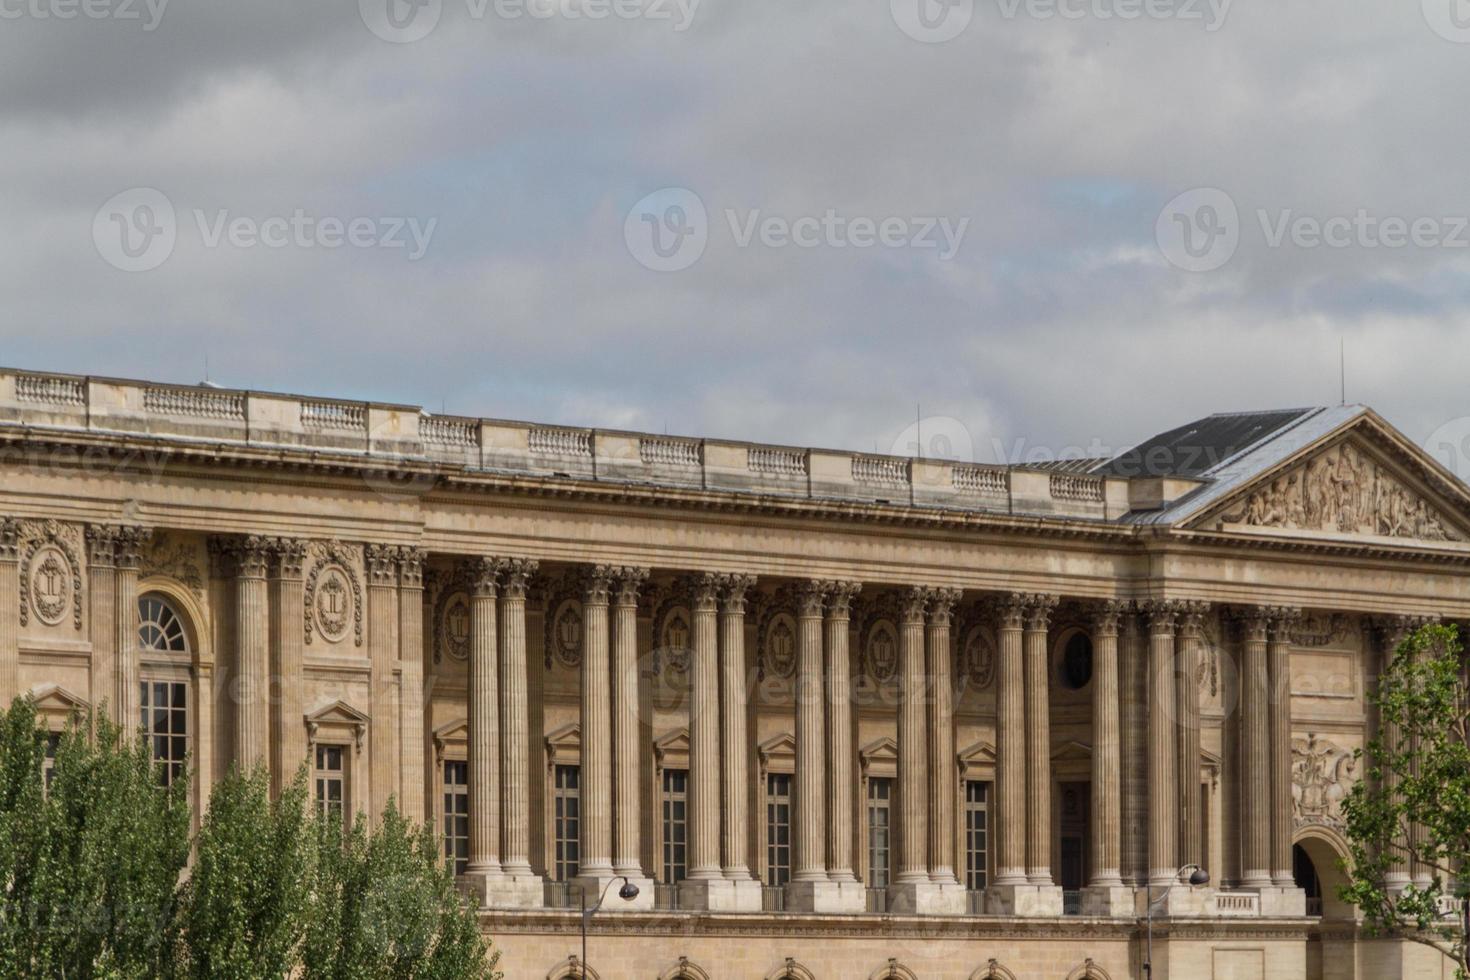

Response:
(4, 0), (1470, 472)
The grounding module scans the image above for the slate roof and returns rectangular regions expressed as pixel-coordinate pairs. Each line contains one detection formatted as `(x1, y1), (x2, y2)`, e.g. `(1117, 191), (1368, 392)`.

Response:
(1095, 409), (1318, 479)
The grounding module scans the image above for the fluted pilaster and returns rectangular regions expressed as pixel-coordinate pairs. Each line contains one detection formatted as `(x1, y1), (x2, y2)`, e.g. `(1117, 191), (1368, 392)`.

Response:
(397, 548), (426, 824)
(825, 581), (861, 882)
(84, 525), (116, 728)
(1089, 601), (1125, 887)
(720, 573), (756, 880)
(1237, 609), (1271, 888)
(687, 573), (723, 880)
(499, 557), (539, 877)
(1024, 594), (1057, 885)
(366, 544), (400, 816)
(269, 538), (307, 797)
(466, 558), (502, 877)
(896, 586), (930, 885)
(230, 535), (268, 769)
(1268, 608), (1298, 887)
(794, 580), (828, 882)
(1144, 600), (1180, 887)
(1177, 602), (1207, 869)
(612, 565), (648, 879)
(927, 587), (961, 884)
(579, 565), (616, 879)
(994, 594), (1027, 887)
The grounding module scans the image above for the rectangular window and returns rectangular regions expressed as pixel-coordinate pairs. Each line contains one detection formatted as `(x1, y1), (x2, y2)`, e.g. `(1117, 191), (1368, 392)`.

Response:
(867, 776), (893, 889)
(662, 768), (689, 884)
(139, 680), (187, 787)
(766, 772), (792, 887)
(554, 764), (581, 881)
(443, 760), (469, 876)
(41, 732), (60, 793)
(314, 744), (345, 825)
(964, 780), (989, 891)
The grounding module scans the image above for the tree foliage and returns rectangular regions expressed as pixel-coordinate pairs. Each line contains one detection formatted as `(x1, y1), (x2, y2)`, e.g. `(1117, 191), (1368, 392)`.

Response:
(1341, 622), (1470, 978)
(0, 697), (499, 980)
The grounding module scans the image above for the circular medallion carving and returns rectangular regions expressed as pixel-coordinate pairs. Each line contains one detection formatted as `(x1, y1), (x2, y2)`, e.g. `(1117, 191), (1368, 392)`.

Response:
(552, 599), (583, 668)
(315, 565), (353, 643)
(763, 613), (798, 680)
(441, 592), (471, 661)
(866, 619), (898, 683)
(658, 606), (692, 675)
(30, 547), (72, 626)
(963, 625), (995, 690)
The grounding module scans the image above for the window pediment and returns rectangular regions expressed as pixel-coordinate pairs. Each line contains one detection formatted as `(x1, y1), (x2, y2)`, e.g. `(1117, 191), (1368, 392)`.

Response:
(304, 699), (368, 751)
(29, 682), (88, 730)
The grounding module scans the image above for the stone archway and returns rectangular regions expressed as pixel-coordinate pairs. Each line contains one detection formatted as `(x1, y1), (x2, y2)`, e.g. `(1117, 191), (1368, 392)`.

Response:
(1293, 826), (1354, 920)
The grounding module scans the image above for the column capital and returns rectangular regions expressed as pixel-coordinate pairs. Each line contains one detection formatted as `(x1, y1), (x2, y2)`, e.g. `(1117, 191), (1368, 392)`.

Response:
(686, 572), (723, 612)
(582, 564), (617, 605)
(1368, 612), (1438, 650)
(113, 525), (153, 571)
(365, 543), (399, 587)
(928, 587), (962, 624)
(796, 579), (827, 618)
(1024, 593), (1058, 632)
(467, 556), (501, 598)
(1178, 600), (1211, 636)
(720, 572), (756, 612)
(398, 547), (427, 590)
(898, 585), (930, 625)
(498, 557), (539, 597)
(610, 565), (648, 606)
(1139, 599), (1183, 635)
(84, 523), (118, 567)
(268, 537), (308, 580)
(1265, 605), (1302, 641)
(1230, 606), (1271, 643)
(1090, 599), (1130, 636)
(824, 581), (861, 619)
(0, 518), (17, 563)
(990, 592), (1029, 630)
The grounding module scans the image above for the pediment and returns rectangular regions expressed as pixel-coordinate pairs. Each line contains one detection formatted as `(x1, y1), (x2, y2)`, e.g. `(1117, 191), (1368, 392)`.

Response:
(30, 682), (88, 727)
(757, 731), (796, 765)
(654, 728), (689, 758)
(1051, 740), (1092, 764)
(1194, 418), (1470, 545)
(957, 740), (996, 766)
(859, 736), (898, 767)
(304, 698), (369, 726)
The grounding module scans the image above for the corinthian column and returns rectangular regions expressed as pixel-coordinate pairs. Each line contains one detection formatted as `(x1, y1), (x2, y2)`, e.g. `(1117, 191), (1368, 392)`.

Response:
(1236, 609), (1271, 889)
(895, 586), (930, 887)
(1268, 608), (1298, 887)
(397, 548), (426, 824)
(84, 525), (117, 728)
(229, 535), (268, 770)
(720, 573), (756, 881)
(465, 558), (502, 885)
(498, 558), (539, 881)
(825, 582), (861, 883)
(688, 573), (722, 880)
(1177, 602), (1207, 869)
(578, 566), (616, 882)
(793, 580), (828, 884)
(1144, 601), (1180, 888)
(1088, 602), (1125, 889)
(366, 544), (400, 818)
(993, 594), (1028, 889)
(269, 538), (307, 798)
(927, 588), (961, 885)
(612, 566), (649, 881)
(1024, 594), (1058, 887)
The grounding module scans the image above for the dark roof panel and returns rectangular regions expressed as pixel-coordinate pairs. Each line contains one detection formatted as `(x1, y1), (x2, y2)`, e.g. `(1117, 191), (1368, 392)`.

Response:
(1096, 409), (1319, 479)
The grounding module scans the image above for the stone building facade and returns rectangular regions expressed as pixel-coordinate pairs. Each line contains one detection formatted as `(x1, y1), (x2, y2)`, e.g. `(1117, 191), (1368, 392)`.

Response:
(0, 369), (1464, 979)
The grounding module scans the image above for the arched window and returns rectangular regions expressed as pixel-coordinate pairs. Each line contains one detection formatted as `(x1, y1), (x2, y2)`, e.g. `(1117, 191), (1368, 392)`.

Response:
(138, 595), (189, 654)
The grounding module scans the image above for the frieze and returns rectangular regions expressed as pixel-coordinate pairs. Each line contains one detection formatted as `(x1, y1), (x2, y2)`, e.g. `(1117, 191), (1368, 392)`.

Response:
(1229, 441), (1464, 541)
(18, 520), (83, 631)
(1291, 732), (1357, 831)
(304, 541), (364, 648)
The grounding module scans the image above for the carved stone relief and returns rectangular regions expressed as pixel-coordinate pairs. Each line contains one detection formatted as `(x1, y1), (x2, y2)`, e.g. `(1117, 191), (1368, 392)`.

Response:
(18, 520), (82, 630)
(1292, 613), (1354, 648)
(961, 623), (995, 691)
(762, 613), (798, 681)
(1291, 733), (1357, 831)
(304, 541), (363, 647)
(431, 562), (473, 664)
(865, 619), (899, 683)
(1231, 441), (1464, 541)
(139, 532), (204, 597)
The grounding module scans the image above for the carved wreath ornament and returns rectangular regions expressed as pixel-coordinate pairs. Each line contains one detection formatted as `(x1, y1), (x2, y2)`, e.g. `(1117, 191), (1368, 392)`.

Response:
(19, 521), (82, 630)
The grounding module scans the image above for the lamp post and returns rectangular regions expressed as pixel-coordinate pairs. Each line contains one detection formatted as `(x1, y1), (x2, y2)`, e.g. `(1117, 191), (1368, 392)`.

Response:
(580, 876), (640, 978)
(1142, 863), (1208, 980)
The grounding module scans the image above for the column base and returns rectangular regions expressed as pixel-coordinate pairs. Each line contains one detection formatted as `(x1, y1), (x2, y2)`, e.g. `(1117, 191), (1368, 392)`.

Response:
(986, 883), (1064, 917)
(785, 878), (867, 914)
(577, 873), (656, 912)
(463, 872), (545, 909)
(1253, 884), (1306, 917)
(678, 876), (762, 912)
(888, 879), (966, 916)
(1081, 884), (1136, 917)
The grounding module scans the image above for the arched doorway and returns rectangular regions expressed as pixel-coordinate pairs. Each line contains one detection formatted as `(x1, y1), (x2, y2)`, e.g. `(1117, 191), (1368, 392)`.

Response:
(1294, 829), (1356, 980)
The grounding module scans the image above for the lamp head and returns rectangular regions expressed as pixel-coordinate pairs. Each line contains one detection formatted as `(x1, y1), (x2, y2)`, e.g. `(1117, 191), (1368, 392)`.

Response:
(618, 881), (640, 901)
(1188, 868), (1210, 886)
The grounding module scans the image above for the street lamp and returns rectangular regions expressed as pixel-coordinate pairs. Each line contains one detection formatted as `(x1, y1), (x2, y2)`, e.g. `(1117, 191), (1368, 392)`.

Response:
(580, 876), (640, 978)
(1142, 863), (1209, 980)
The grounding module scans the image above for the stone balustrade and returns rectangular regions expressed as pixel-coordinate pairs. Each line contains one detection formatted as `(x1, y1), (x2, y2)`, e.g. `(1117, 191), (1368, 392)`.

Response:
(0, 367), (1134, 519)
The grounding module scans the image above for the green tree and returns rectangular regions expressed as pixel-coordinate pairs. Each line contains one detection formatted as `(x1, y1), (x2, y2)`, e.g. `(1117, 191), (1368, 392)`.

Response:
(1341, 622), (1470, 978)
(0, 697), (191, 979)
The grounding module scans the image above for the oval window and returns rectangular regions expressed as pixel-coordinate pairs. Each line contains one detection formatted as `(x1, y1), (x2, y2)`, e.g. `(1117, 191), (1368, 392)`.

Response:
(1061, 632), (1093, 690)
